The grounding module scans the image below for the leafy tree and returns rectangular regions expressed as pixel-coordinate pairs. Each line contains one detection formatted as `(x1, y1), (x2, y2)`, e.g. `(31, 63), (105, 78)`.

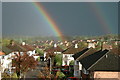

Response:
(35, 48), (44, 56)
(78, 42), (87, 48)
(2, 39), (10, 46)
(59, 45), (67, 50)
(37, 56), (40, 61)
(2, 72), (18, 79)
(69, 60), (74, 65)
(44, 43), (52, 49)
(56, 70), (65, 79)
(54, 54), (62, 66)
(12, 53), (38, 78)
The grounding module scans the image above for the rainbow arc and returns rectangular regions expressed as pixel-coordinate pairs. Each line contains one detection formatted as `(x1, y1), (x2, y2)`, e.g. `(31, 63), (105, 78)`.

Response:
(33, 2), (65, 41)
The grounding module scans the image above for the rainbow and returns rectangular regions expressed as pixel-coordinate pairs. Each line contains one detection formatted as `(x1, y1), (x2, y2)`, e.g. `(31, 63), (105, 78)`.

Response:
(32, 2), (116, 39)
(88, 3), (114, 34)
(32, 2), (65, 41)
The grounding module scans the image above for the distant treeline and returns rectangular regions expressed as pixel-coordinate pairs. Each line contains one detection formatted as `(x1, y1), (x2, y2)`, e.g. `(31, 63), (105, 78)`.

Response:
(2, 34), (119, 43)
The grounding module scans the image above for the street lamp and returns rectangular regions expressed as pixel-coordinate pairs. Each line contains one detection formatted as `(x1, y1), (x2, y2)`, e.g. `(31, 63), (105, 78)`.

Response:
(100, 38), (104, 51)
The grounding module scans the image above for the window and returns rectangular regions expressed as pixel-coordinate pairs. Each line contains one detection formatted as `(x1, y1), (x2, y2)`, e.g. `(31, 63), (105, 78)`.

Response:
(70, 54), (73, 57)
(65, 61), (67, 65)
(76, 61), (79, 64)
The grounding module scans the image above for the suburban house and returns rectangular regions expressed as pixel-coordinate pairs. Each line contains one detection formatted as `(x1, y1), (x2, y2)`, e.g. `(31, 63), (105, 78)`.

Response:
(0, 41), (40, 79)
(81, 49), (120, 79)
(89, 52), (119, 79)
(45, 44), (63, 54)
(44, 44), (64, 60)
(2, 46), (13, 55)
(0, 51), (13, 80)
(20, 42), (40, 60)
(2, 41), (39, 73)
(79, 49), (109, 78)
(6, 40), (27, 55)
(0, 51), (5, 80)
(102, 42), (113, 50)
(73, 46), (120, 80)
(73, 48), (109, 78)
(0, 51), (5, 56)
(62, 44), (87, 66)
(0, 51), (5, 66)
(20, 42), (36, 56)
(72, 47), (102, 78)
(0, 46), (13, 69)
(87, 40), (97, 49)
(72, 48), (89, 78)
(6, 41), (38, 58)
(1, 46), (14, 71)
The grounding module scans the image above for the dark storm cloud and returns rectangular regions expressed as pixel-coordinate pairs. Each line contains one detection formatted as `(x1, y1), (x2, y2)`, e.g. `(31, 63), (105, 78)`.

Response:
(2, 2), (118, 36)
(0, 2), (2, 38)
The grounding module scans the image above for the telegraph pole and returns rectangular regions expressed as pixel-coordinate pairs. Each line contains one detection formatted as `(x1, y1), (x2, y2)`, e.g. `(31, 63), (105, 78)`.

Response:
(0, 71), (1, 80)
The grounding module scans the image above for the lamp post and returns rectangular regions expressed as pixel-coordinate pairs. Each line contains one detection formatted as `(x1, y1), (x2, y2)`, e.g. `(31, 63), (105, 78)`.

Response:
(0, 59), (2, 80)
(0, 71), (1, 80)
(100, 38), (104, 51)
(50, 57), (51, 74)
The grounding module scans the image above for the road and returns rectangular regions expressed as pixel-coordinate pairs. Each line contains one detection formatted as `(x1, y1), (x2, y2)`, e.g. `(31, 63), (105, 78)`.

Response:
(25, 61), (47, 78)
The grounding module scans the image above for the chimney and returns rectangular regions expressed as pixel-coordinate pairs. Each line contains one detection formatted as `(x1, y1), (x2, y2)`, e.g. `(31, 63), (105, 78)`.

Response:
(22, 42), (25, 46)
(54, 43), (57, 48)
(75, 44), (78, 48)
(101, 41), (106, 51)
(10, 40), (15, 46)
(105, 54), (108, 58)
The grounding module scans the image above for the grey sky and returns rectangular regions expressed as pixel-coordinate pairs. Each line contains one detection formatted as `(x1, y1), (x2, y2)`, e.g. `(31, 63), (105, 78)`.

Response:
(0, 2), (2, 38)
(2, 2), (118, 36)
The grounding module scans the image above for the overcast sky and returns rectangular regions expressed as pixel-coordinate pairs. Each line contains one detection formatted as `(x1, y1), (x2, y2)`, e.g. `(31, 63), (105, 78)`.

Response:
(0, 2), (1, 38)
(2, 2), (118, 37)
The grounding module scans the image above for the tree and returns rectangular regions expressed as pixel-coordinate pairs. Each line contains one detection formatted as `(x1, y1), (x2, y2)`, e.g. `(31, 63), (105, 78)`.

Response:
(56, 70), (65, 79)
(78, 42), (88, 48)
(2, 39), (10, 46)
(2, 72), (18, 79)
(35, 48), (44, 56)
(12, 53), (38, 78)
(54, 54), (62, 66)
(69, 60), (74, 66)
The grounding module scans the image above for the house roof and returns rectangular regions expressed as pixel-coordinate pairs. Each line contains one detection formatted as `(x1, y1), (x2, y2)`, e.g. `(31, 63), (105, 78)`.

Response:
(72, 48), (89, 60)
(79, 49), (109, 70)
(45, 46), (63, 53)
(89, 52), (120, 71)
(110, 47), (120, 55)
(20, 44), (35, 51)
(0, 51), (5, 56)
(76, 48), (100, 60)
(102, 44), (112, 50)
(33, 45), (45, 49)
(2, 46), (13, 54)
(6, 43), (27, 52)
(63, 46), (87, 55)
